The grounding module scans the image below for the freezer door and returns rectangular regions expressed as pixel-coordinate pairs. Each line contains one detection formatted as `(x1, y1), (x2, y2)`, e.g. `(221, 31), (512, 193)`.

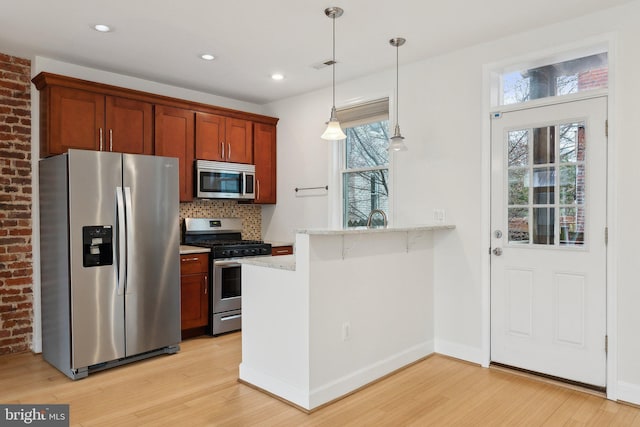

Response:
(123, 154), (181, 355)
(67, 150), (125, 369)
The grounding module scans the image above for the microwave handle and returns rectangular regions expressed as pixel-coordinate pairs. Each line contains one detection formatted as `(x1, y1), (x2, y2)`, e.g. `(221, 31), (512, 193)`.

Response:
(242, 172), (248, 196)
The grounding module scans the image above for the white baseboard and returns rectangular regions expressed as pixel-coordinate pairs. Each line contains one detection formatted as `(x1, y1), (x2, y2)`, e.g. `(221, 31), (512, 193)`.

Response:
(617, 381), (640, 406)
(434, 338), (483, 365)
(239, 340), (434, 411)
(239, 363), (310, 409)
(309, 340), (434, 409)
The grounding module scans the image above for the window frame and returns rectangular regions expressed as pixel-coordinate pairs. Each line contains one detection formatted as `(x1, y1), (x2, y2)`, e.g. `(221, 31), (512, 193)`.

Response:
(329, 95), (395, 229)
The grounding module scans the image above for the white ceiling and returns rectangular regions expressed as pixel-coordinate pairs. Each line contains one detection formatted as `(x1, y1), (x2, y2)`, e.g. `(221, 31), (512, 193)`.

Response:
(0, 0), (633, 105)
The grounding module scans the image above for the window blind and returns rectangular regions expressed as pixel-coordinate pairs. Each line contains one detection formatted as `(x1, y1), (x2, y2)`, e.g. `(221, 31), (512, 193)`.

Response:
(337, 98), (389, 129)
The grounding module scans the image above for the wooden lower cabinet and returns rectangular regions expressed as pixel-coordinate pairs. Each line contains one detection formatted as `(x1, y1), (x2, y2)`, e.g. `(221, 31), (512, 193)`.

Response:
(180, 253), (209, 338)
(271, 245), (293, 256)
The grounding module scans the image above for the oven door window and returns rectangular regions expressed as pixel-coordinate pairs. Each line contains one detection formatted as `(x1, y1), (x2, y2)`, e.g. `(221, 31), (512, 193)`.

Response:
(200, 171), (242, 195)
(219, 264), (241, 299)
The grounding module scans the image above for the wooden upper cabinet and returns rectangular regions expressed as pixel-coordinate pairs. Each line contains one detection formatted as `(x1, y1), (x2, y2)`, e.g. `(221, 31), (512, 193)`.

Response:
(226, 118), (253, 164)
(253, 123), (277, 204)
(40, 86), (153, 157)
(45, 86), (104, 156)
(195, 112), (225, 161)
(105, 96), (153, 155)
(195, 113), (252, 164)
(154, 105), (195, 202)
(32, 73), (279, 200)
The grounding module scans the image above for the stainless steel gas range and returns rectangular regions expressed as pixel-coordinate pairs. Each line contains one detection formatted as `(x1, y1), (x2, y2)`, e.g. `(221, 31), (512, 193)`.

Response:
(182, 218), (271, 335)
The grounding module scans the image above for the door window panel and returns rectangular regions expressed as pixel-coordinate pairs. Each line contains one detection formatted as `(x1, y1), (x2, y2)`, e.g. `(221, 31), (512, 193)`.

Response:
(508, 168), (529, 205)
(533, 207), (555, 245)
(506, 120), (586, 247)
(508, 130), (529, 166)
(533, 126), (555, 165)
(508, 207), (530, 243)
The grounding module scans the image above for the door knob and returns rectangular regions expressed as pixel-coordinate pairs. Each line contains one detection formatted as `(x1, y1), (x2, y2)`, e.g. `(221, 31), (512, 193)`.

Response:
(492, 247), (503, 256)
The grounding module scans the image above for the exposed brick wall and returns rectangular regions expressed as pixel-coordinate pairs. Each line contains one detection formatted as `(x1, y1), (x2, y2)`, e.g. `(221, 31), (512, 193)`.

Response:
(578, 68), (608, 91)
(0, 52), (32, 355)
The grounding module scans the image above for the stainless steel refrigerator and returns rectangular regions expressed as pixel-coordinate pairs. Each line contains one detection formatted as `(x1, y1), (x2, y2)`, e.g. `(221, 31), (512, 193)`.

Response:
(39, 149), (181, 379)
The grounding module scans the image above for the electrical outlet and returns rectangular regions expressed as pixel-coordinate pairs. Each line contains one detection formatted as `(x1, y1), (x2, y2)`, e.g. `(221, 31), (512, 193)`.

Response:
(433, 209), (446, 223)
(342, 322), (351, 341)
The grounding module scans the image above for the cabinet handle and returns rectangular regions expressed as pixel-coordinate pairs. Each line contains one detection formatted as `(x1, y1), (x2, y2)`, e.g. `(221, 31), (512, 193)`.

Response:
(99, 128), (103, 151)
(203, 274), (208, 294)
(257, 179), (260, 201)
(181, 257), (200, 262)
(109, 129), (113, 151)
(228, 143), (231, 160)
(221, 141), (225, 159)
(274, 249), (290, 254)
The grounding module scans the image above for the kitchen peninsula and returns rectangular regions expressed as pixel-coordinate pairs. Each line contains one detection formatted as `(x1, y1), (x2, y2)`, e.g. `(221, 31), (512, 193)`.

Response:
(239, 224), (455, 411)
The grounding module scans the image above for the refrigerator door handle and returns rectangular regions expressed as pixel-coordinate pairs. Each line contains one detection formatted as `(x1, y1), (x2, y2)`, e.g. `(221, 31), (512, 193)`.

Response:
(115, 187), (126, 296)
(124, 187), (134, 294)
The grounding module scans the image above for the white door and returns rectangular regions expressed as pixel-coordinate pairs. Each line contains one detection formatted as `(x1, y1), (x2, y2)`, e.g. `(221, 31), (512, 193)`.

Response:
(490, 96), (607, 387)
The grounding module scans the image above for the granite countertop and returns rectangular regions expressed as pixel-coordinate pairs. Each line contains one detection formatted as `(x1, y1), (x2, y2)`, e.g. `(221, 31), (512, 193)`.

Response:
(240, 254), (296, 271)
(296, 224), (455, 235)
(179, 245), (211, 255)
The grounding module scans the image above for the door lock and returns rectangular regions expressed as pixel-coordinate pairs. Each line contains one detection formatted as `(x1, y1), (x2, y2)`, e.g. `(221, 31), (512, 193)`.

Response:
(494, 230), (503, 238)
(492, 247), (503, 256)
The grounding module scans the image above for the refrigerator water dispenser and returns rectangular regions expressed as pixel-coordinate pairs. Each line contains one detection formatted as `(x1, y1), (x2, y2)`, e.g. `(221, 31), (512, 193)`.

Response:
(82, 225), (113, 267)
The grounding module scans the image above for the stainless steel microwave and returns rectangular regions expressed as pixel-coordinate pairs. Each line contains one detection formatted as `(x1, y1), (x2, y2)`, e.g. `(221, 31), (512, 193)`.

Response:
(195, 160), (255, 200)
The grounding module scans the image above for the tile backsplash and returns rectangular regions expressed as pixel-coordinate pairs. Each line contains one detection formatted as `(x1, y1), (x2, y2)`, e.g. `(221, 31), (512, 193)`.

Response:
(180, 199), (262, 240)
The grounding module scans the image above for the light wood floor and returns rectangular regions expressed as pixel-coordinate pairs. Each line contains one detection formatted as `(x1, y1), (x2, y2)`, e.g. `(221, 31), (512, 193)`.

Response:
(1, 333), (639, 426)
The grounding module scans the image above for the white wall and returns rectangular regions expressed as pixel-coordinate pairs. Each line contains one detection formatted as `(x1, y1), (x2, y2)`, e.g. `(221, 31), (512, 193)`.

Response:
(262, 0), (640, 404)
(32, 56), (266, 114)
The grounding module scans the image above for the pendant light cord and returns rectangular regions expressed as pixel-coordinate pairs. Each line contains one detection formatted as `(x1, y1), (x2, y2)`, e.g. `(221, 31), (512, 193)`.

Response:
(395, 43), (399, 126)
(332, 14), (336, 109)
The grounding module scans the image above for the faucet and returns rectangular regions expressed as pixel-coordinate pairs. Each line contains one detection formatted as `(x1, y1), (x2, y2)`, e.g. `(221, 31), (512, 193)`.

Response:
(366, 209), (388, 228)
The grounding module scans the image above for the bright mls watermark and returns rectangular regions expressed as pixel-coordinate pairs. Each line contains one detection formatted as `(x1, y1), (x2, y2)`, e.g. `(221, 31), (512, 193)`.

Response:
(1, 405), (69, 426)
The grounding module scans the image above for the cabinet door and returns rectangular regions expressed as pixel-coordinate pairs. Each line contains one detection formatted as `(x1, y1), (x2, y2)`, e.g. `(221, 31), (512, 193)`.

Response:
(253, 123), (277, 204)
(195, 112), (225, 161)
(154, 105), (195, 202)
(226, 118), (253, 164)
(105, 96), (153, 155)
(180, 273), (209, 329)
(47, 86), (104, 156)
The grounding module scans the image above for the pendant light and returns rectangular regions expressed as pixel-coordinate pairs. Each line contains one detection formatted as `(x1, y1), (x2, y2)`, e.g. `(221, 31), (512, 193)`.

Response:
(321, 7), (347, 141)
(389, 37), (408, 152)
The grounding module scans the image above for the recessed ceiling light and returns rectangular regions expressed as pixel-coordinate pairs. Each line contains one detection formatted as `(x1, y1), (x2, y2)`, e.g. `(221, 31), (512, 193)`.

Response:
(200, 54), (215, 61)
(93, 24), (112, 33)
(271, 73), (284, 81)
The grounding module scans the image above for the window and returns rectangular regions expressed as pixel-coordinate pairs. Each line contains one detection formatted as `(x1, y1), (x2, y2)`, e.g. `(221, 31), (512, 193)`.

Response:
(501, 53), (608, 106)
(507, 122), (586, 246)
(337, 99), (390, 228)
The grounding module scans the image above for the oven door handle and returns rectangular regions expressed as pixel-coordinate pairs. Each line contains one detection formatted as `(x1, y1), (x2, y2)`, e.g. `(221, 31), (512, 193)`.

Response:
(214, 260), (242, 268)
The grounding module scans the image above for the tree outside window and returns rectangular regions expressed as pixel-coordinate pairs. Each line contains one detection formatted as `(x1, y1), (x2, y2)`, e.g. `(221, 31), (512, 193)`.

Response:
(342, 120), (389, 227)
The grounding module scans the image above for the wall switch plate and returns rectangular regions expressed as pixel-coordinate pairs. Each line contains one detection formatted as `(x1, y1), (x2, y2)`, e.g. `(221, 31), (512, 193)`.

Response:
(433, 209), (445, 223)
(342, 322), (351, 341)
